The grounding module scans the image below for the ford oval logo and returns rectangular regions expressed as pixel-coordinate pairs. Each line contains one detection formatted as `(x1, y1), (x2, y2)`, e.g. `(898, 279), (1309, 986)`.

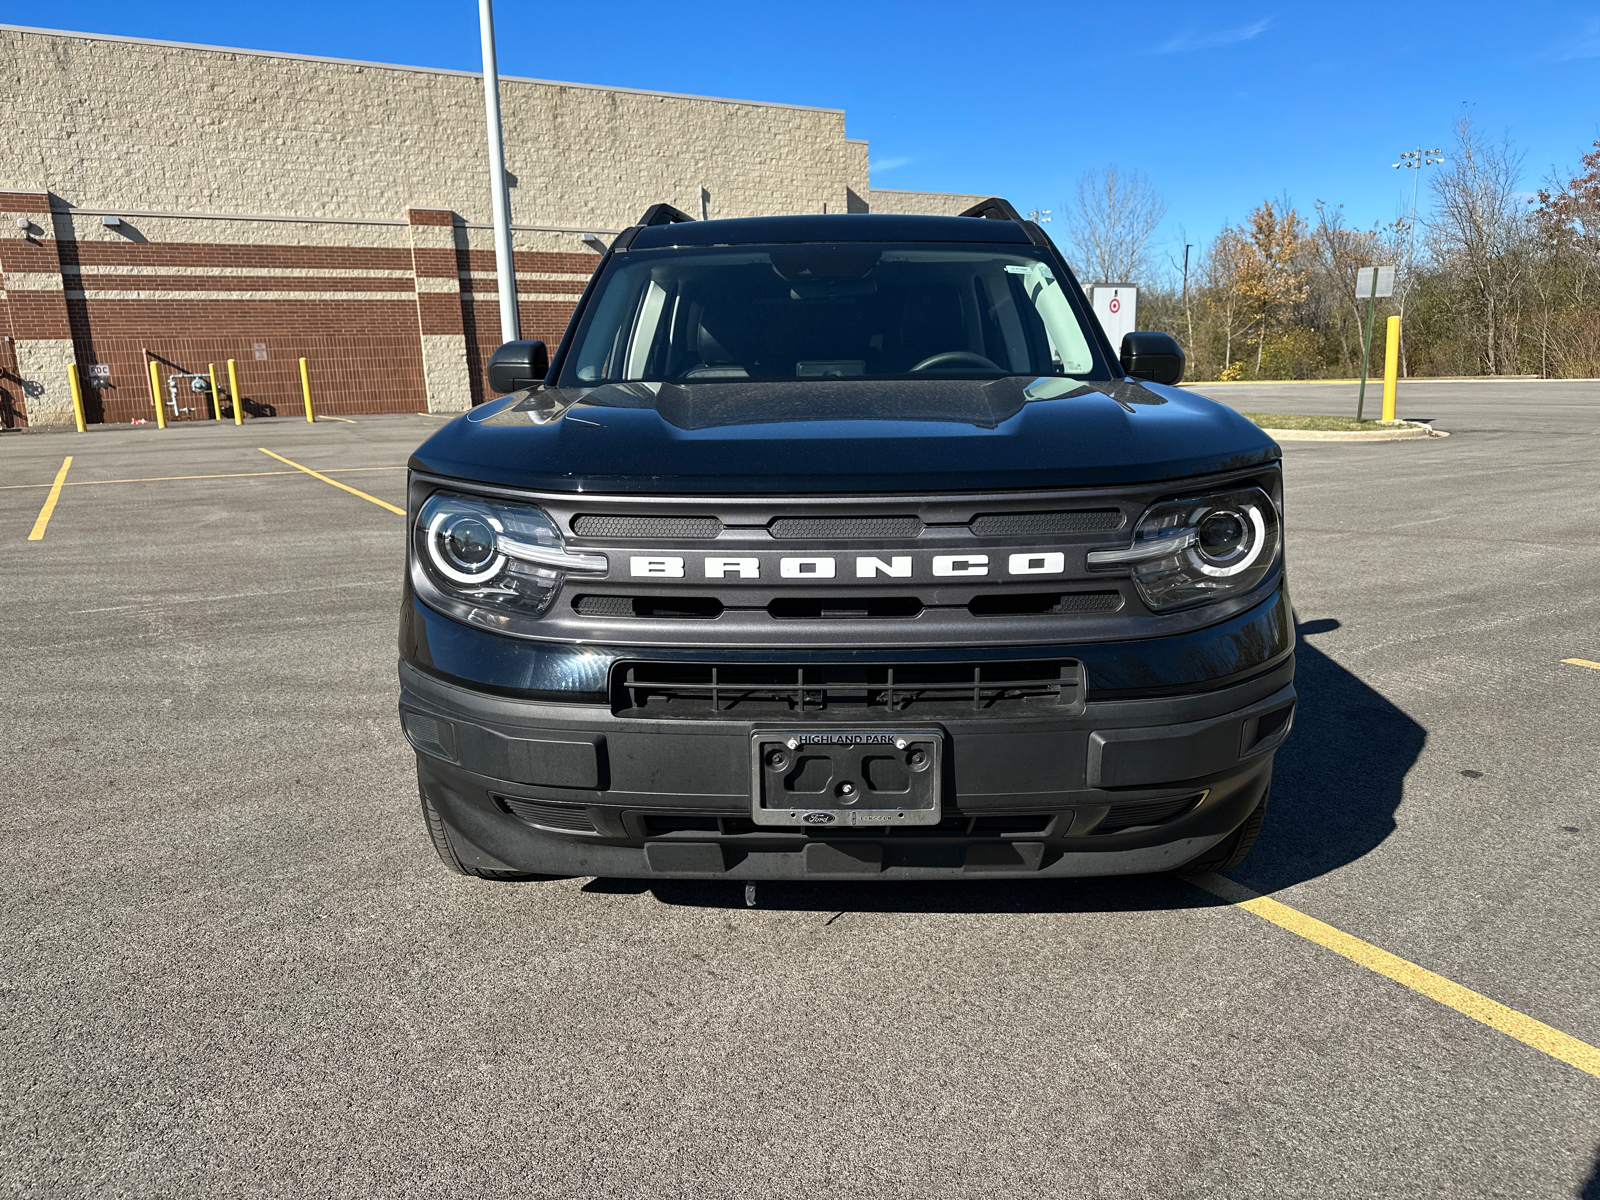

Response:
(801, 811), (835, 825)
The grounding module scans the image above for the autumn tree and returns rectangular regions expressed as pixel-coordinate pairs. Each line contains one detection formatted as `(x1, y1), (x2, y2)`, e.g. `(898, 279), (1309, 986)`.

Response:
(1236, 199), (1309, 374)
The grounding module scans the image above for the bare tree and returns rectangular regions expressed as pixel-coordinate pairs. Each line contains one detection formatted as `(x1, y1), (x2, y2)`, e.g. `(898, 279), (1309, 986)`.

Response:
(1308, 202), (1375, 371)
(1064, 166), (1168, 283)
(1201, 228), (1253, 372)
(1427, 117), (1531, 374)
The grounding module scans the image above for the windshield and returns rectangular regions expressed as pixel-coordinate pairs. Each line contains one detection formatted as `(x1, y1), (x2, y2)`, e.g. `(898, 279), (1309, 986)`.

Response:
(561, 243), (1102, 386)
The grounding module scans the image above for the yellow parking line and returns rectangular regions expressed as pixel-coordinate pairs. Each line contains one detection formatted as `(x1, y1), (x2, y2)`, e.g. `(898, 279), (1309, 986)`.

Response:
(1191, 874), (1600, 1080)
(258, 448), (404, 515)
(0, 467), (405, 491)
(418, 412), (454, 419)
(1562, 658), (1600, 671)
(27, 456), (72, 541)
(318, 415), (358, 424)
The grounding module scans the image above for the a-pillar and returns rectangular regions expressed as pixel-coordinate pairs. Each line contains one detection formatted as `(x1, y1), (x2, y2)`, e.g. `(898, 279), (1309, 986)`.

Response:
(406, 207), (475, 414)
(0, 190), (78, 426)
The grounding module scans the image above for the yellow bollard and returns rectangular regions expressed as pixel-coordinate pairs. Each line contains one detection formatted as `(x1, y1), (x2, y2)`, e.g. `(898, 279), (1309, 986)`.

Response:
(1381, 316), (1400, 423)
(148, 360), (167, 429)
(208, 363), (221, 421)
(228, 358), (242, 426)
(68, 364), (87, 433)
(300, 357), (314, 423)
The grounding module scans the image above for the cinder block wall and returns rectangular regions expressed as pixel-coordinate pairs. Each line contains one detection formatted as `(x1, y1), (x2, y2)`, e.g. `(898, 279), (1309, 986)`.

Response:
(0, 24), (921, 425)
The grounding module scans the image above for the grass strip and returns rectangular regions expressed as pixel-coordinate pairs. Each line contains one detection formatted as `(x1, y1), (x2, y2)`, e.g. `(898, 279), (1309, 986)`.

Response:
(1242, 412), (1414, 432)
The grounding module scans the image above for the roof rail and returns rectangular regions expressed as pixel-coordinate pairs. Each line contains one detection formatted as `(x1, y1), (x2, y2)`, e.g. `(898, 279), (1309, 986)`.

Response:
(636, 203), (697, 227)
(957, 197), (1027, 223)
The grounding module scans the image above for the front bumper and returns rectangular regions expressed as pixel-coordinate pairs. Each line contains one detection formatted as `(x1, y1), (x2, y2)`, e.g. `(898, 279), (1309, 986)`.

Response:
(399, 652), (1294, 882)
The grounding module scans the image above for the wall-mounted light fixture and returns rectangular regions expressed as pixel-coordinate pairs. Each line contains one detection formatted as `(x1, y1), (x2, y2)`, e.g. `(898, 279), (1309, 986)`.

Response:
(14, 217), (30, 229)
(102, 216), (122, 227)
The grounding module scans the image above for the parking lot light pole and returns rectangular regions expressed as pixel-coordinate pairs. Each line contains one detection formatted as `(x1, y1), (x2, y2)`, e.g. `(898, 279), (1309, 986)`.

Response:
(479, 0), (520, 344)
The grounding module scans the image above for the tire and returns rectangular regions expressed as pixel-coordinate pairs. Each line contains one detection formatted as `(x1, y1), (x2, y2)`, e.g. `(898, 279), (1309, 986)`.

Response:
(418, 779), (537, 881)
(1180, 787), (1269, 874)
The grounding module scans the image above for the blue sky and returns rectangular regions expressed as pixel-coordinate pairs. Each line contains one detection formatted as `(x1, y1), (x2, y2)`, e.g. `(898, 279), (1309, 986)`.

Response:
(19, 2), (1600, 280)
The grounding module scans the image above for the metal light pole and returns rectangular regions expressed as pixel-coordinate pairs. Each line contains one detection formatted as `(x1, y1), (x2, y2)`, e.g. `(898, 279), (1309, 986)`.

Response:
(1181, 242), (1194, 353)
(1390, 147), (1443, 378)
(479, 0), (520, 343)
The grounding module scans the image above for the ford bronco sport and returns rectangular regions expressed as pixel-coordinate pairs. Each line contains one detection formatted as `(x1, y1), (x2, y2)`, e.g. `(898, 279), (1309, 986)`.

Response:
(398, 198), (1293, 881)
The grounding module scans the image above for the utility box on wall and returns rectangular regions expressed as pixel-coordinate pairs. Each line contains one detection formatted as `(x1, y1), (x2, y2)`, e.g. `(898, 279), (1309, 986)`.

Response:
(1090, 284), (1137, 354)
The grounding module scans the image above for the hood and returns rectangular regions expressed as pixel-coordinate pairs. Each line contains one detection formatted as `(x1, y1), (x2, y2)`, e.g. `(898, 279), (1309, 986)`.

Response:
(408, 376), (1279, 494)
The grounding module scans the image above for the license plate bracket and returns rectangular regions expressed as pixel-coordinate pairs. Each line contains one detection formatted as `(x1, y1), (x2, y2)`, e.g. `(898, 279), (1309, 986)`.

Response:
(750, 729), (943, 828)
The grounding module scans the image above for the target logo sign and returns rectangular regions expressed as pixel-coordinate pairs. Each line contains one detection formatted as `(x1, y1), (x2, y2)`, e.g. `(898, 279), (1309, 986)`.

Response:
(1108, 297), (1121, 314)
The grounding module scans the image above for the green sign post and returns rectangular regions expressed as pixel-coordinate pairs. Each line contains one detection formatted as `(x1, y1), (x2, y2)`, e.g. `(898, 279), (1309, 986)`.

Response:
(1355, 265), (1396, 420)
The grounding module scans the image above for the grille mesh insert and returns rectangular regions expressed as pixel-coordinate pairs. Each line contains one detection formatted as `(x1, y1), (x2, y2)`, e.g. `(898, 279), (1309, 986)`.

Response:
(768, 516), (924, 539)
(968, 591), (1123, 617)
(571, 514), (723, 539)
(574, 595), (723, 619)
(613, 659), (1082, 716)
(970, 510), (1124, 535)
(1095, 795), (1202, 834)
(498, 797), (597, 832)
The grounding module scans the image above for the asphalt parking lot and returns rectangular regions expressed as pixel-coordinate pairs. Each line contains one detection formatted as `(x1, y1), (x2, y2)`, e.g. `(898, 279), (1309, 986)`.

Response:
(3, 383), (1598, 1198)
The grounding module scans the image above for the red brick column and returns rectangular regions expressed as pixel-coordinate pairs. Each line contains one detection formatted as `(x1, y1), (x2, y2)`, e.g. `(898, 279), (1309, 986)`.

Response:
(0, 190), (78, 426)
(406, 208), (473, 412)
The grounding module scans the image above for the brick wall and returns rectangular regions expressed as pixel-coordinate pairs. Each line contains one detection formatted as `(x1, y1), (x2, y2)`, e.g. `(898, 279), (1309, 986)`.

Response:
(870, 189), (993, 216)
(0, 25), (980, 425)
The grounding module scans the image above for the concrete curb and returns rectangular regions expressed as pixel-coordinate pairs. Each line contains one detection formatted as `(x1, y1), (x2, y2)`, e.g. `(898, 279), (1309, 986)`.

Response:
(1259, 422), (1448, 442)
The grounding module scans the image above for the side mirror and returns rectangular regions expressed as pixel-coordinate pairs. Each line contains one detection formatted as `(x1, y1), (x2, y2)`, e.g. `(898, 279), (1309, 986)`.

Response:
(1120, 332), (1185, 386)
(487, 340), (549, 394)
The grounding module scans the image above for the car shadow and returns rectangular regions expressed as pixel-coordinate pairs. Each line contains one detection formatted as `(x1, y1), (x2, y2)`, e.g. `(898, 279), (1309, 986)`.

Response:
(580, 616), (1424, 915)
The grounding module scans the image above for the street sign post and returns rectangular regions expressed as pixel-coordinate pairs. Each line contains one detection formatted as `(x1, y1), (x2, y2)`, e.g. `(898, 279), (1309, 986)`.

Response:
(1355, 266), (1396, 420)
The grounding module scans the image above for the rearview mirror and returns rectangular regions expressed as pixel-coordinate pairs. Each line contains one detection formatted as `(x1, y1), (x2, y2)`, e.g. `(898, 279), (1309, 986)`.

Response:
(487, 340), (549, 394)
(1119, 332), (1185, 386)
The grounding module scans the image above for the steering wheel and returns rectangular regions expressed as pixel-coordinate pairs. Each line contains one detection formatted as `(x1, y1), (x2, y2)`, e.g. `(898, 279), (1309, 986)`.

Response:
(909, 350), (1004, 373)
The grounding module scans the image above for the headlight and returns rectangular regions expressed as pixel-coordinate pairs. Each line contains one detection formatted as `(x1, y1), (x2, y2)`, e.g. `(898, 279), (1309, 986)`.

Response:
(1087, 485), (1280, 611)
(413, 491), (606, 620)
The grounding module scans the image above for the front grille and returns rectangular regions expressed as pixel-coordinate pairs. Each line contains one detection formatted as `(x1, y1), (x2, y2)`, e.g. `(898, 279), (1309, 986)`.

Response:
(1094, 794), (1202, 834)
(640, 813), (1055, 837)
(768, 516), (924, 539)
(612, 659), (1082, 717)
(969, 510), (1124, 535)
(498, 796), (597, 832)
(968, 591), (1123, 617)
(571, 514), (723, 539)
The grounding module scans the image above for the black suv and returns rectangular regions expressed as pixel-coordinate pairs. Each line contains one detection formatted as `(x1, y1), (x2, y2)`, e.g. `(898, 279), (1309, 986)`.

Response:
(399, 199), (1293, 881)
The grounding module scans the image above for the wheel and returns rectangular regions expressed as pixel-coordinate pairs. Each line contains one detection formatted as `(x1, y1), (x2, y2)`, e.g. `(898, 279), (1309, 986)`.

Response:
(1180, 788), (1269, 874)
(418, 780), (537, 881)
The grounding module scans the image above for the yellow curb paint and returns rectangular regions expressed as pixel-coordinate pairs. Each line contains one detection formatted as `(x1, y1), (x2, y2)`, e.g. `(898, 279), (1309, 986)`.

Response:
(1190, 874), (1600, 1080)
(258, 448), (404, 515)
(27, 456), (72, 541)
(1561, 658), (1600, 671)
